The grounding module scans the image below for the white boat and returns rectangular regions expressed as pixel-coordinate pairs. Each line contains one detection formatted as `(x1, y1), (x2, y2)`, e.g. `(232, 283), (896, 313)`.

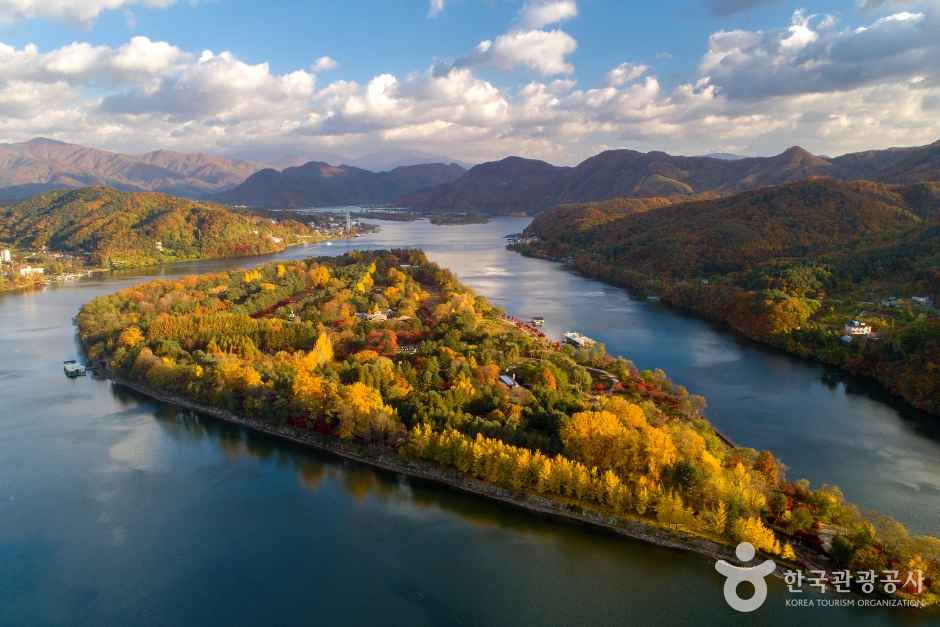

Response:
(63, 360), (86, 377)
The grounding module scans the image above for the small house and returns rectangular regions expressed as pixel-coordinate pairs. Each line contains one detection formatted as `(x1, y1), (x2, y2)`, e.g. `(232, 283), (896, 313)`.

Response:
(499, 374), (518, 388)
(843, 320), (871, 336)
(19, 266), (45, 277)
(563, 331), (596, 348)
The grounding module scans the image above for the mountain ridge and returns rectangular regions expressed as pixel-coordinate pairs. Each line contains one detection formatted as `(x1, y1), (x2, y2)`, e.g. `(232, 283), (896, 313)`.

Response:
(215, 160), (467, 208)
(402, 139), (940, 214)
(0, 138), (265, 200)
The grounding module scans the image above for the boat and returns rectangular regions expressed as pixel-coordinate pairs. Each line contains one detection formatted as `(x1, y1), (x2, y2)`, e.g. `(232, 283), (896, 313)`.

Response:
(325, 241), (333, 246)
(646, 295), (661, 303)
(63, 360), (87, 378)
(531, 316), (544, 326)
(563, 331), (596, 348)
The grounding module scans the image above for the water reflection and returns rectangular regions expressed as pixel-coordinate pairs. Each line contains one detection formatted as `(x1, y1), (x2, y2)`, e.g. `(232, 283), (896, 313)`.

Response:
(100, 388), (932, 626)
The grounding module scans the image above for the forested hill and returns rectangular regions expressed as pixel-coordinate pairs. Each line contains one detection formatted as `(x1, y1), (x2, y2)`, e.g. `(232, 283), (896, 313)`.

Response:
(526, 178), (940, 277)
(402, 139), (940, 215)
(514, 178), (940, 415)
(215, 161), (466, 208)
(398, 156), (568, 214)
(0, 187), (314, 268)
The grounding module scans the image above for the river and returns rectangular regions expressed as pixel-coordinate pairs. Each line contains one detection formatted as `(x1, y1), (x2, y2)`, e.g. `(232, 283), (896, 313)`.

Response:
(1, 217), (937, 626)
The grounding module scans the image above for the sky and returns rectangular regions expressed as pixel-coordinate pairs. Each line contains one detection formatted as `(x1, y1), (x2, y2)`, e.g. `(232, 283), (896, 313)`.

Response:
(0, 0), (938, 166)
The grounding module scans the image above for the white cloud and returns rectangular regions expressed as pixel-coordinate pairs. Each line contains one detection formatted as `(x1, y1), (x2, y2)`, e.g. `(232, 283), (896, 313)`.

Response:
(0, 5), (938, 167)
(428, 0), (445, 18)
(312, 56), (338, 72)
(450, 1), (579, 76)
(518, 0), (578, 29)
(700, 8), (940, 100)
(0, 0), (176, 24)
(473, 29), (577, 75)
(607, 63), (648, 86)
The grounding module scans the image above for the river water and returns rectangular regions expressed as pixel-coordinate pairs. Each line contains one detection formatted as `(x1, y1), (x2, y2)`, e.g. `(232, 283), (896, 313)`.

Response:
(1, 217), (937, 626)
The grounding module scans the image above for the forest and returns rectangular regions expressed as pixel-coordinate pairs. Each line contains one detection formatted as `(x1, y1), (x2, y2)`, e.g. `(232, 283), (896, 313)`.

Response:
(77, 249), (939, 604)
(515, 178), (940, 415)
(0, 187), (316, 269)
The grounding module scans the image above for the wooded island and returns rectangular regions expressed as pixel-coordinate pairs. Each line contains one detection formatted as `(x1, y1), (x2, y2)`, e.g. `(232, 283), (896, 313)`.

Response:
(77, 250), (939, 605)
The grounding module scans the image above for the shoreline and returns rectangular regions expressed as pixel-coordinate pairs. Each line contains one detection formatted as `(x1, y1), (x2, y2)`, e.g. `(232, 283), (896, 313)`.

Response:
(511, 246), (938, 418)
(4, 238), (328, 293)
(100, 369), (826, 579)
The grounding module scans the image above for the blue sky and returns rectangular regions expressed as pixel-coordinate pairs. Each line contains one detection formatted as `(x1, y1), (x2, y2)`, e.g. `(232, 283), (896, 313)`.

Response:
(0, 1), (937, 165)
(2, 1), (854, 88)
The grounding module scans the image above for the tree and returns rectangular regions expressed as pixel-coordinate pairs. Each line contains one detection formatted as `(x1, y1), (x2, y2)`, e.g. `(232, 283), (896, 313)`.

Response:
(732, 516), (779, 555)
(707, 501), (728, 536)
(119, 325), (144, 348)
(304, 331), (333, 369)
(308, 265), (330, 288)
(335, 382), (397, 441)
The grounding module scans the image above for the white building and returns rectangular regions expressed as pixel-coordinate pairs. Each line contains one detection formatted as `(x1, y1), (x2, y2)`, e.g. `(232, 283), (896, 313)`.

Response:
(19, 266), (45, 277)
(0, 249), (11, 263)
(843, 320), (872, 336)
(563, 331), (596, 348)
(355, 310), (391, 322)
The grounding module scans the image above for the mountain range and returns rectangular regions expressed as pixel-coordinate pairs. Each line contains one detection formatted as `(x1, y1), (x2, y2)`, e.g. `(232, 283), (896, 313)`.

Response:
(402, 140), (940, 214)
(215, 161), (467, 208)
(0, 138), (264, 200)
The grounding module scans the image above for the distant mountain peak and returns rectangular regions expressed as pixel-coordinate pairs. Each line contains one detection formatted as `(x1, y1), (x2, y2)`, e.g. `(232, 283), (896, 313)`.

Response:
(781, 145), (812, 157)
(216, 160), (466, 208)
(25, 137), (68, 146)
(0, 138), (265, 199)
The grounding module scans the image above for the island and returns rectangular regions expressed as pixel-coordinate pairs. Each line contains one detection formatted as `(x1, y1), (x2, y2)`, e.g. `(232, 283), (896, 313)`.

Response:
(76, 250), (939, 605)
(511, 178), (940, 417)
(0, 187), (334, 292)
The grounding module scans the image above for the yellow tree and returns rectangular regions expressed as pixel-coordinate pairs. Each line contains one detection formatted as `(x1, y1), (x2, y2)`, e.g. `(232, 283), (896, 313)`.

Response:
(292, 369), (325, 415)
(335, 382), (397, 440)
(308, 265), (331, 288)
(732, 516), (780, 555)
(304, 331), (333, 369)
(118, 325), (144, 349)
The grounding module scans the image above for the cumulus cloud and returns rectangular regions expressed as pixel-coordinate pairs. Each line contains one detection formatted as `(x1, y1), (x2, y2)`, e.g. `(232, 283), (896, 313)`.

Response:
(700, 8), (940, 100)
(518, 0), (578, 29)
(451, 1), (579, 75)
(0, 0), (176, 24)
(472, 29), (577, 75)
(312, 56), (338, 72)
(0, 4), (938, 166)
(607, 63), (648, 86)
